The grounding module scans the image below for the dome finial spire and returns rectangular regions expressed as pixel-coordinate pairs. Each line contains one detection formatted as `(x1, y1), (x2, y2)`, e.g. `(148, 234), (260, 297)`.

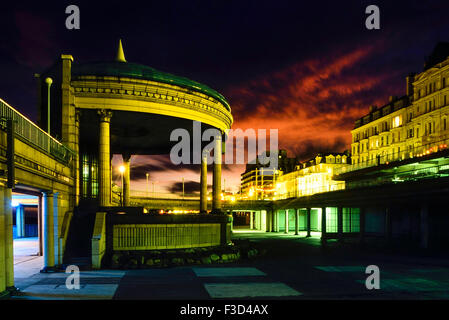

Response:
(116, 39), (127, 62)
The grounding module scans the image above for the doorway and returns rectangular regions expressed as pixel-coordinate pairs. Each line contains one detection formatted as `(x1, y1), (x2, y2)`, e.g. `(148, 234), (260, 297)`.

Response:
(12, 190), (43, 279)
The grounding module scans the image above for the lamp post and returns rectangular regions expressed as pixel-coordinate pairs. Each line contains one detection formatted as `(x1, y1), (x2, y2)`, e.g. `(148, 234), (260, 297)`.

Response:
(119, 165), (125, 206)
(182, 177), (185, 200)
(146, 173), (149, 197)
(45, 77), (53, 134)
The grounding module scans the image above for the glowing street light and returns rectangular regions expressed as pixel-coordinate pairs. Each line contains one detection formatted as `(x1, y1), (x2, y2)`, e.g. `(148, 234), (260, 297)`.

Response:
(146, 173), (150, 197)
(119, 165), (125, 206)
(45, 77), (53, 134)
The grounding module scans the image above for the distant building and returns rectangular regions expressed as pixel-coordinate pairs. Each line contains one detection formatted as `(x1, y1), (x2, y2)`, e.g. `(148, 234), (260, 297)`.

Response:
(239, 150), (298, 200)
(351, 42), (449, 168)
(276, 152), (349, 199)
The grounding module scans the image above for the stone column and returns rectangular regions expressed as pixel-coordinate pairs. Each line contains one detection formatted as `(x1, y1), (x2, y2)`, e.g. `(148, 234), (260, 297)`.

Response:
(306, 208), (311, 237)
(266, 209), (272, 232)
(16, 205), (25, 238)
(284, 210), (289, 234)
(122, 153), (131, 207)
(212, 133), (222, 213)
(74, 110), (81, 206)
(321, 207), (327, 245)
(250, 212), (254, 229)
(4, 187), (14, 289)
(275, 211), (280, 232)
(337, 207), (343, 241)
(42, 192), (55, 271)
(200, 150), (208, 213)
(359, 207), (366, 246)
(295, 209), (299, 235)
(0, 188), (6, 295)
(420, 202), (429, 249)
(271, 208), (276, 232)
(98, 110), (112, 207)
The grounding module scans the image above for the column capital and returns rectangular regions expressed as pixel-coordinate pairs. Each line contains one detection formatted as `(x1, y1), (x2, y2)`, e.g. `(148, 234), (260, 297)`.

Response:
(75, 109), (82, 123)
(98, 109), (113, 122)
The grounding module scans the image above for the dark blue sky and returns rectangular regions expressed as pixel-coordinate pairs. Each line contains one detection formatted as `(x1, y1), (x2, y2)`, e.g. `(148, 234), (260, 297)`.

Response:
(1, 0), (448, 121)
(1, 1), (449, 192)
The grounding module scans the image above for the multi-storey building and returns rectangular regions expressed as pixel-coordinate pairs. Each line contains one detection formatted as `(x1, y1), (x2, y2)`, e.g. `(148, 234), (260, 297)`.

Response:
(351, 43), (449, 168)
(276, 152), (348, 199)
(239, 149), (297, 200)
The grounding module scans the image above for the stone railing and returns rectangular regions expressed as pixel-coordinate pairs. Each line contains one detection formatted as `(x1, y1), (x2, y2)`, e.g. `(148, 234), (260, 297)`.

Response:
(105, 210), (232, 256)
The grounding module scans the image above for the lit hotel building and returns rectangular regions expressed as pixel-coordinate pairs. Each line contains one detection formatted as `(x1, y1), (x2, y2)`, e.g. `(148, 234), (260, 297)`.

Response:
(239, 150), (297, 200)
(275, 153), (348, 200)
(350, 43), (449, 170)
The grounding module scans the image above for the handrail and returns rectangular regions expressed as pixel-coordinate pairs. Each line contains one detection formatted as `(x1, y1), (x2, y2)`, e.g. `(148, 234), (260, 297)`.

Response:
(335, 137), (449, 176)
(0, 98), (75, 165)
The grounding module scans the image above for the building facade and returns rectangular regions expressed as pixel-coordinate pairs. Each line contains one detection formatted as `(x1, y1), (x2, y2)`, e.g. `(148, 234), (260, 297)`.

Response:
(239, 150), (297, 200)
(276, 153), (348, 199)
(351, 43), (449, 170)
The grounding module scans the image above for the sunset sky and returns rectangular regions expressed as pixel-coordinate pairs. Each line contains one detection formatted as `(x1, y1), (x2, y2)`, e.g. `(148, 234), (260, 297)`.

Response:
(1, 1), (449, 195)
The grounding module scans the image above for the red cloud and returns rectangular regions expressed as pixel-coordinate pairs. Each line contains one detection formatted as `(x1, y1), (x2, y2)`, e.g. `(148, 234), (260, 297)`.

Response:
(226, 43), (404, 160)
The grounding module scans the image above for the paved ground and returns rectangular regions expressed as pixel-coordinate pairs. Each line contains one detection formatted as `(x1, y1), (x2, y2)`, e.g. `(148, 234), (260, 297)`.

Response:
(9, 231), (449, 300)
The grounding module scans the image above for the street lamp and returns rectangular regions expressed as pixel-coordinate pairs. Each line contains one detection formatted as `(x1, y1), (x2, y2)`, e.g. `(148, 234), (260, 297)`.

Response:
(119, 165), (125, 206)
(45, 77), (53, 134)
(146, 173), (149, 197)
(182, 177), (185, 200)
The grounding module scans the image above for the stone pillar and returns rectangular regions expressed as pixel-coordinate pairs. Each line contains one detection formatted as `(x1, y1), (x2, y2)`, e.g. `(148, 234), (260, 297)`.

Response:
(420, 202), (429, 249)
(98, 110), (112, 207)
(200, 151), (208, 213)
(122, 153), (131, 207)
(284, 210), (289, 234)
(306, 208), (311, 237)
(295, 209), (299, 235)
(275, 211), (280, 232)
(321, 207), (327, 245)
(0, 188), (6, 295)
(266, 209), (272, 232)
(42, 192), (55, 271)
(74, 110), (81, 206)
(212, 133), (222, 213)
(52, 193), (60, 265)
(3, 188), (14, 289)
(359, 207), (366, 246)
(271, 209), (276, 232)
(250, 212), (254, 229)
(16, 205), (25, 238)
(337, 207), (343, 241)
(385, 206), (392, 244)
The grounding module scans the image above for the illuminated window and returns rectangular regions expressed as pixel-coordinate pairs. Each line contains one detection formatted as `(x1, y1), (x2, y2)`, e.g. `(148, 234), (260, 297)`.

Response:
(392, 115), (402, 128)
(81, 154), (98, 199)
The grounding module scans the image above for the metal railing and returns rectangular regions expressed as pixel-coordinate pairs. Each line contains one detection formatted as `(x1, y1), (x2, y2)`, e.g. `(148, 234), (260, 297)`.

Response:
(275, 182), (346, 200)
(0, 98), (74, 165)
(335, 138), (449, 176)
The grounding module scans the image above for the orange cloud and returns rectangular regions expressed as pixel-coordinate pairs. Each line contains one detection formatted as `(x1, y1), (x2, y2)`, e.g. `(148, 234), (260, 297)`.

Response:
(226, 44), (404, 160)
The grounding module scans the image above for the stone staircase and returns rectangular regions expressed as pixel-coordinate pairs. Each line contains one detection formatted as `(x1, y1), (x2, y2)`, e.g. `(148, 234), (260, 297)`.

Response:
(63, 206), (98, 270)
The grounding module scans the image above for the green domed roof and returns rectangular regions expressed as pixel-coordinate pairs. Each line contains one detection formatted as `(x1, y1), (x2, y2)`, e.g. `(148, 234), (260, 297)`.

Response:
(71, 61), (230, 111)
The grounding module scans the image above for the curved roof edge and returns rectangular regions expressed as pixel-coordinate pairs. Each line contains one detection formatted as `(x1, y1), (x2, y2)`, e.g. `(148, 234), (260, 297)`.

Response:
(71, 61), (231, 112)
